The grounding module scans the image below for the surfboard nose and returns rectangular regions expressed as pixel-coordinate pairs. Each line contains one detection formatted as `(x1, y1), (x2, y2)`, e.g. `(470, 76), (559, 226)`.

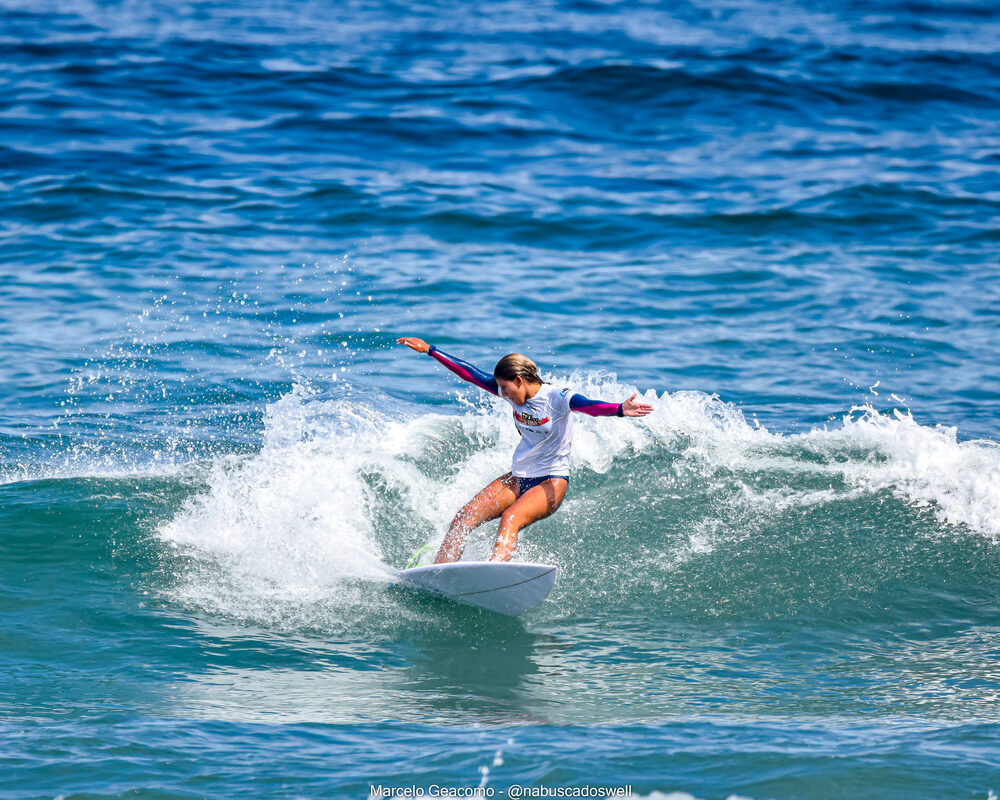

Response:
(397, 561), (558, 616)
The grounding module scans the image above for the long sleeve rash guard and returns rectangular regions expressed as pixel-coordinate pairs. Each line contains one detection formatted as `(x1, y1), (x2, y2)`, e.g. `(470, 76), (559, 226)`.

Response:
(428, 346), (624, 476)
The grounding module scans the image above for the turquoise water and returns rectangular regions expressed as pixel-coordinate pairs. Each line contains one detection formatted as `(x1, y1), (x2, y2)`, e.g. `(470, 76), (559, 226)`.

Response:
(3, 1), (1000, 797)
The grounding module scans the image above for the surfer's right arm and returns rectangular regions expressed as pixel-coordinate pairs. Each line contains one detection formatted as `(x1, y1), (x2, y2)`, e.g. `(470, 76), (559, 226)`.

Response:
(397, 337), (499, 396)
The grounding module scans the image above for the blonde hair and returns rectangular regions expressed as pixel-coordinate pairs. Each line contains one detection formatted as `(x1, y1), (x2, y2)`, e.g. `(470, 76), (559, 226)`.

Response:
(493, 353), (545, 384)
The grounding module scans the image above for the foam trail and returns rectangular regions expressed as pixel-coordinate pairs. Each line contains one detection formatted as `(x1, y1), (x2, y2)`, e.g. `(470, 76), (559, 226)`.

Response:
(158, 384), (399, 607)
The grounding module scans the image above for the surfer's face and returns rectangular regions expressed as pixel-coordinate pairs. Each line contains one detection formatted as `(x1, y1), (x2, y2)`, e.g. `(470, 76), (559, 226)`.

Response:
(496, 376), (539, 405)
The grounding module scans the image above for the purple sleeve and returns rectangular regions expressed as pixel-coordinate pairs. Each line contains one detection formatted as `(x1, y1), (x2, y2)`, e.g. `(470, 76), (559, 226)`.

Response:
(428, 346), (499, 396)
(569, 393), (624, 417)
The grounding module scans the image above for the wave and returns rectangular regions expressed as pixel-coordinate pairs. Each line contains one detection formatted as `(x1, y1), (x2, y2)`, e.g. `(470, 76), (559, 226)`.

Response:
(149, 374), (1000, 627)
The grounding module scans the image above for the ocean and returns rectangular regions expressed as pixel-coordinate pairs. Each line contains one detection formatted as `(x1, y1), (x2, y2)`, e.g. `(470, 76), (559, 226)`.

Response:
(2, 0), (1000, 797)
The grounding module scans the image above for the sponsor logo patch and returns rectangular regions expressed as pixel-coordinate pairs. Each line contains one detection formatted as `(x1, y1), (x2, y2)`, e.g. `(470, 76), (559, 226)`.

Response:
(513, 410), (550, 426)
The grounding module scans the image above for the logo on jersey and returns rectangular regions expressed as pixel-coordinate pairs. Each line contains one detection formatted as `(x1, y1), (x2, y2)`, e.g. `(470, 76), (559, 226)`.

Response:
(513, 410), (550, 427)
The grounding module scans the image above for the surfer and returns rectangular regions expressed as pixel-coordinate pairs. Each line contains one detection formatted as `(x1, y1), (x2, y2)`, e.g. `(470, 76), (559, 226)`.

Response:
(397, 337), (653, 563)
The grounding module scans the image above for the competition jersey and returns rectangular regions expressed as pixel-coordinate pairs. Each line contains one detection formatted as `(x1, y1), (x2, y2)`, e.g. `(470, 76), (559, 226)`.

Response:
(427, 346), (623, 477)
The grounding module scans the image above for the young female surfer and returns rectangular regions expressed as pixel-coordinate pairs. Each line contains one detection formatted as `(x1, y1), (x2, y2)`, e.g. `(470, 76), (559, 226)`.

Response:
(397, 337), (654, 564)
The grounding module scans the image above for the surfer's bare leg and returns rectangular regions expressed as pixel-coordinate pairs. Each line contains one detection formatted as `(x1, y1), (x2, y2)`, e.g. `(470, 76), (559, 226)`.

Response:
(490, 478), (568, 562)
(434, 473), (519, 564)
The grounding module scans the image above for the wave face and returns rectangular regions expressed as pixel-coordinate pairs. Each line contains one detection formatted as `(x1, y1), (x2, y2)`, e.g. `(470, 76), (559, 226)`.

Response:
(148, 376), (1000, 657)
(160, 378), (1000, 626)
(3, 0), (1000, 797)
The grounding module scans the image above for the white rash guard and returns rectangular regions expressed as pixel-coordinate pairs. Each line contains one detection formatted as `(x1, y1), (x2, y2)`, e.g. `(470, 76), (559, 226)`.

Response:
(426, 346), (624, 478)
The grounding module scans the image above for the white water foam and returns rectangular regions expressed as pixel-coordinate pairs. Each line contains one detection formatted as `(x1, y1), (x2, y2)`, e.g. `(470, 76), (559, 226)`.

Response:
(561, 373), (1000, 540)
(804, 405), (1000, 539)
(158, 384), (399, 606)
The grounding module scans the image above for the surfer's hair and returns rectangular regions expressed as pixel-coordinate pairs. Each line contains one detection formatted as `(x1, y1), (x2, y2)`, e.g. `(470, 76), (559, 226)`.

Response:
(494, 353), (545, 385)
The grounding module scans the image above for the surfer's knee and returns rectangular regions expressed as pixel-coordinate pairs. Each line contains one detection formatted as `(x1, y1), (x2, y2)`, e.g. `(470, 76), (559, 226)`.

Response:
(499, 507), (524, 531)
(450, 506), (481, 533)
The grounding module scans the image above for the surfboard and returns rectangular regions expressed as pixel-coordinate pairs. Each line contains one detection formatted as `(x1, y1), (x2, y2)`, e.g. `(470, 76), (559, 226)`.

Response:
(395, 561), (558, 616)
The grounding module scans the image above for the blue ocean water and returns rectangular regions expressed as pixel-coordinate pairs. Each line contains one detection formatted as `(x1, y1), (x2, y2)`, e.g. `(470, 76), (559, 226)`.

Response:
(3, 0), (1000, 797)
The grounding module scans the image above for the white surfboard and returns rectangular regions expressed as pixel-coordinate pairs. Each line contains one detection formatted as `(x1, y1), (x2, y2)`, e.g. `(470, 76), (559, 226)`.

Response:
(395, 561), (558, 616)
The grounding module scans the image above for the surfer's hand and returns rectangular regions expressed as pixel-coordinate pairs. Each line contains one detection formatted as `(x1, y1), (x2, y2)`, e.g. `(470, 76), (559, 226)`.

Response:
(622, 392), (653, 417)
(397, 337), (430, 354)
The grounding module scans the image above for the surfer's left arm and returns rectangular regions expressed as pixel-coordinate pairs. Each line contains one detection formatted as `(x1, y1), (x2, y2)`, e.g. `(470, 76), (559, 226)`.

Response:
(570, 392), (653, 418)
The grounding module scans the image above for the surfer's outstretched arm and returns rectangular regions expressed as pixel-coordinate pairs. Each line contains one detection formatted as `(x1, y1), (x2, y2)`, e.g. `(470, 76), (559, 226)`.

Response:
(570, 391), (653, 418)
(396, 336), (499, 396)
(427, 346), (499, 396)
